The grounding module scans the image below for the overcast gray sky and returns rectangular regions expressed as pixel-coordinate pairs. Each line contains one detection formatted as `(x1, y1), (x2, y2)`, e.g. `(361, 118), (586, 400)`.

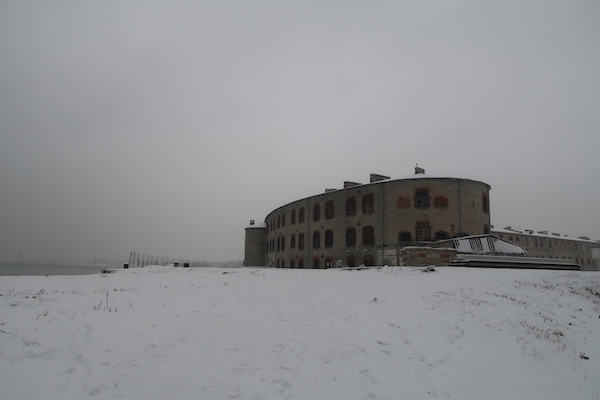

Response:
(1, 1), (599, 264)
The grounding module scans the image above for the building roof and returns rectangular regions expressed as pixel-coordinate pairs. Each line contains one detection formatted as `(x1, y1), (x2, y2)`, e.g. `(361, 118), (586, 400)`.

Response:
(435, 234), (528, 255)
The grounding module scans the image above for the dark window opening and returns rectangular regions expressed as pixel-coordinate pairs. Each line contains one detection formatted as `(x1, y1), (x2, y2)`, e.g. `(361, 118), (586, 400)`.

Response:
(291, 234), (296, 249)
(482, 193), (489, 212)
(313, 257), (320, 269)
(363, 225), (375, 246)
(325, 229), (334, 248)
(347, 257), (355, 267)
(346, 227), (356, 247)
(346, 197), (356, 216)
(325, 201), (334, 219)
(416, 189), (430, 208)
(398, 231), (412, 242)
(313, 231), (320, 249)
(313, 204), (321, 221)
(298, 233), (305, 250)
(299, 207), (305, 223)
(291, 209), (296, 225)
(362, 194), (374, 214)
(435, 231), (449, 240)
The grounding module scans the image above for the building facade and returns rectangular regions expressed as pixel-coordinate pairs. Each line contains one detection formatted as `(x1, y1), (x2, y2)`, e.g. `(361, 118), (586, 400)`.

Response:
(492, 227), (598, 271)
(245, 168), (492, 268)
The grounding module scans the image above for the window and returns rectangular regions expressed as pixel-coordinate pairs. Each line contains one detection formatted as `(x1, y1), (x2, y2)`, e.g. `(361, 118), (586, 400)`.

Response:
(290, 258), (295, 268)
(347, 257), (355, 267)
(277, 215), (281, 228)
(363, 225), (375, 246)
(362, 194), (374, 214)
(277, 237), (280, 252)
(291, 234), (296, 249)
(313, 257), (320, 268)
(415, 189), (429, 208)
(281, 235), (285, 251)
(483, 224), (490, 234)
(298, 233), (305, 250)
(435, 231), (449, 240)
(313, 204), (321, 221)
(325, 201), (334, 219)
(299, 207), (305, 223)
(313, 231), (320, 249)
(434, 195), (448, 208)
(325, 230), (333, 248)
(346, 197), (356, 216)
(282, 213), (286, 227)
(398, 231), (412, 242)
(298, 257), (304, 268)
(482, 193), (489, 212)
(291, 209), (296, 225)
(363, 255), (375, 266)
(416, 221), (431, 241)
(346, 227), (356, 247)
(325, 257), (333, 268)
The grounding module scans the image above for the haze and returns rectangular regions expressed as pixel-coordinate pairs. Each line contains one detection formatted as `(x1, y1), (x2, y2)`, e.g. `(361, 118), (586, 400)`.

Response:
(1, 1), (599, 264)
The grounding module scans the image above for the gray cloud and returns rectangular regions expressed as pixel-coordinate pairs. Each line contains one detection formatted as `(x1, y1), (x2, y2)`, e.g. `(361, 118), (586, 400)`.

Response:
(1, 1), (599, 263)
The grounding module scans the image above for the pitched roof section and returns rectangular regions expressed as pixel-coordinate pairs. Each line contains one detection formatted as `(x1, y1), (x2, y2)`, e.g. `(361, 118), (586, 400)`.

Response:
(436, 234), (527, 255)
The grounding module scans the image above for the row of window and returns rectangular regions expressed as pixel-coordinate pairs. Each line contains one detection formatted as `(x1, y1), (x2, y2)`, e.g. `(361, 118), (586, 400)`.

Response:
(266, 227), (373, 252)
(266, 225), (474, 253)
(274, 255), (376, 268)
(499, 235), (587, 251)
(269, 190), (490, 232)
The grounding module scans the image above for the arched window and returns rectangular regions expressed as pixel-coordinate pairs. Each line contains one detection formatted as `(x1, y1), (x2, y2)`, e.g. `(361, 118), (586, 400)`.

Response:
(435, 231), (449, 240)
(291, 209), (296, 225)
(325, 201), (334, 219)
(325, 230), (334, 248)
(346, 228), (356, 247)
(313, 231), (320, 249)
(362, 194), (374, 214)
(313, 204), (321, 221)
(298, 233), (305, 250)
(346, 197), (356, 216)
(363, 225), (375, 246)
(415, 221), (431, 241)
(290, 234), (296, 249)
(398, 231), (412, 242)
(299, 207), (305, 223)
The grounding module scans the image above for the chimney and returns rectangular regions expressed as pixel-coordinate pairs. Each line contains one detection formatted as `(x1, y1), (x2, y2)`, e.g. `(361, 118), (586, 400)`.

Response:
(344, 181), (362, 188)
(415, 165), (425, 174)
(538, 231), (548, 235)
(249, 220), (255, 226)
(370, 173), (390, 183)
(324, 188), (338, 193)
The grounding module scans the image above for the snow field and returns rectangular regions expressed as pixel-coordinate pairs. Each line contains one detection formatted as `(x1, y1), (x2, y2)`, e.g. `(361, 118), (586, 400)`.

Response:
(0, 266), (599, 399)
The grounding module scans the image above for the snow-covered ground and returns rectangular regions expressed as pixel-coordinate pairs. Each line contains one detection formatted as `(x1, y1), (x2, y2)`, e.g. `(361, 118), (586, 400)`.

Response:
(1, 266), (599, 400)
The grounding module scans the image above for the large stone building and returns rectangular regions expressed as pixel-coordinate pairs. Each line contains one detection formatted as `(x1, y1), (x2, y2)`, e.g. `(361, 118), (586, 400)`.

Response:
(246, 167), (493, 268)
(245, 167), (599, 270)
